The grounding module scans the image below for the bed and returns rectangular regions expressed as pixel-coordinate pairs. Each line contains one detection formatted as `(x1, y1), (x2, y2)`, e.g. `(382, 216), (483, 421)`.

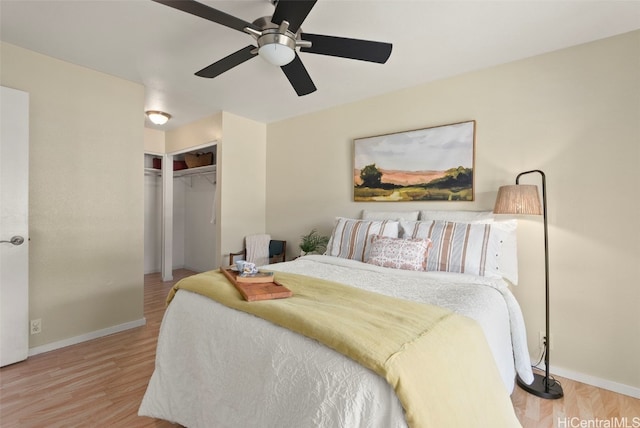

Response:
(139, 214), (533, 428)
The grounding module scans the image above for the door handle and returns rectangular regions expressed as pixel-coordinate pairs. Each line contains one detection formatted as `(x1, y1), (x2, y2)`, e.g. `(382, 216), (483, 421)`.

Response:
(0, 236), (25, 246)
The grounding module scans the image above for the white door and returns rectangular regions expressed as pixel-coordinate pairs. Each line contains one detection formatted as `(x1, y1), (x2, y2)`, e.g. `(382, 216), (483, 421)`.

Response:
(0, 86), (30, 367)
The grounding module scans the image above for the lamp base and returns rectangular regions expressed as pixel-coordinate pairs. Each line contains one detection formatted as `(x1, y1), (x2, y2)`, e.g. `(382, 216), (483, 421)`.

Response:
(516, 373), (563, 399)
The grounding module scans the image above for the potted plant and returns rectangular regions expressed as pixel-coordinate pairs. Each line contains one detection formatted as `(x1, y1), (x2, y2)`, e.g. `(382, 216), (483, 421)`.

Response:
(299, 229), (330, 256)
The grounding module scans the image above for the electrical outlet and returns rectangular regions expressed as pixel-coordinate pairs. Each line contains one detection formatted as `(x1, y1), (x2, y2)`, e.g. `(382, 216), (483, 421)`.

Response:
(538, 331), (553, 350)
(30, 319), (42, 335)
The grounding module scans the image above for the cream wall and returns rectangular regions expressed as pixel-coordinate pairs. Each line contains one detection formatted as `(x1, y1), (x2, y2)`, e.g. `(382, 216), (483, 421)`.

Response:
(165, 113), (221, 154)
(1, 42), (145, 348)
(144, 127), (165, 153)
(267, 31), (640, 393)
(219, 112), (268, 264)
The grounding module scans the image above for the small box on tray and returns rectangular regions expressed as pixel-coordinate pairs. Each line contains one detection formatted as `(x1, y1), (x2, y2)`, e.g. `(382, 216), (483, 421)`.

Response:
(235, 271), (274, 284)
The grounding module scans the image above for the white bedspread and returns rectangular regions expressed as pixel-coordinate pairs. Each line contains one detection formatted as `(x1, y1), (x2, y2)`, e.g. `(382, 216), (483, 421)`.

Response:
(139, 255), (532, 428)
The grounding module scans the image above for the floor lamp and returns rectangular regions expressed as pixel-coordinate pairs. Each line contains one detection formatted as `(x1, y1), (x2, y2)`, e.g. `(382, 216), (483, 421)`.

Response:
(493, 169), (563, 399)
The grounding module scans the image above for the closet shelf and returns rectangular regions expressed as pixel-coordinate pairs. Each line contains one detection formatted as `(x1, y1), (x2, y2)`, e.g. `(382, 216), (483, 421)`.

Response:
(145, 164), (216, 178)
(174, 164), (216, 177)
(144, 167), (160, 177)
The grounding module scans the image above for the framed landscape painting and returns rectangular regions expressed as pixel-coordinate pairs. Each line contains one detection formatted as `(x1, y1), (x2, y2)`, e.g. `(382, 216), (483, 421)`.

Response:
(353, 120), (475, 202)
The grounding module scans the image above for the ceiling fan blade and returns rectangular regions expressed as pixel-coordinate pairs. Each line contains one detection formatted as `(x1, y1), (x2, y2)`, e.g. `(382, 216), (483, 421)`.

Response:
(271, 0), (317, 33)
(152, 0), (261, 33)
(301, 33), (392, 64)
(281, 53), (316, 96)
(195, 46), (257, 78)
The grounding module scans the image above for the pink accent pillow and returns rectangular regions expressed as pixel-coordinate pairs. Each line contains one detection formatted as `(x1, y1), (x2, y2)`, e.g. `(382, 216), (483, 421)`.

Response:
(366, 235), (431, 271)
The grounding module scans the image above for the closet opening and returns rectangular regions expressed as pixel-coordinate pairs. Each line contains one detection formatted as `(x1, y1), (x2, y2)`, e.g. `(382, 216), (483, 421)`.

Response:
(144, 142), (218, 281)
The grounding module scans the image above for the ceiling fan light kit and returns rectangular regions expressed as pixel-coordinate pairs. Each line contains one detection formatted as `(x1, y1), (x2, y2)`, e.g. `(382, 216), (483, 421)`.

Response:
(245, 19), (304, 66)
(152, 0), (392, 96)
(258, 43), (295, 66)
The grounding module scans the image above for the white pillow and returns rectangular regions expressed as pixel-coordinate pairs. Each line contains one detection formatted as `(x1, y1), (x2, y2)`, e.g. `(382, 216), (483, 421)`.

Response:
(418, 210), (495, 223)
(327, 217), (399, 262)
(362, 210), (420, 221)
(366, 235), (431, 271)
(489, 220), (518, 285)
(400, 219), (517, 282)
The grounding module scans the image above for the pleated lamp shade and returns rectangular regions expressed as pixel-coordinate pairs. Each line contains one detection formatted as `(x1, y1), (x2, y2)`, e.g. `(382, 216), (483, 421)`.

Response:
(493, 184), (542, 215)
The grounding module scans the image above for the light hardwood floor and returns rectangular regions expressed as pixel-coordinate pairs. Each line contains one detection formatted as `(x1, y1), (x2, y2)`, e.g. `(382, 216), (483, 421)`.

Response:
(1, 269), (638, 427)
(0, 270), (193, 428)
(512, 371), (639, 427)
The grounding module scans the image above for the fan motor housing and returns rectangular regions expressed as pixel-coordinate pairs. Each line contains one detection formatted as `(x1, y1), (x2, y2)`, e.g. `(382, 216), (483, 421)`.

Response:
(257, 29), (296, 51)
(253, 16), (300, 46)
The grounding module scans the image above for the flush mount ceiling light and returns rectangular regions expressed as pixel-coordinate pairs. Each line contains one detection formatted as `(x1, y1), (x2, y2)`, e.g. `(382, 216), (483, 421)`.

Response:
(146, 110), (172, 125)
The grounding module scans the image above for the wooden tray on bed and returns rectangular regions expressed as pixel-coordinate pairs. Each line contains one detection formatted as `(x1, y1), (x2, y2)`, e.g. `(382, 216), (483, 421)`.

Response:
(221, 268), (292, 302)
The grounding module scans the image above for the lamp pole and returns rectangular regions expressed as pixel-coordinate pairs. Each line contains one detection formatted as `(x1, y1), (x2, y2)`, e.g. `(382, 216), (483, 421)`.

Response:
(515, 169), (563, 399)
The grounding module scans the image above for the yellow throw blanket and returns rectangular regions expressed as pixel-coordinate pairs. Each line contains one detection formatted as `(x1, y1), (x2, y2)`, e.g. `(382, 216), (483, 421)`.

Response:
(168, 269), (521, 428)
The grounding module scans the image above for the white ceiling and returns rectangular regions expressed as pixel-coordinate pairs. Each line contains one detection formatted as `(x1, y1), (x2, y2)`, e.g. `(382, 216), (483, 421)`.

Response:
(1, 0), (639, 130)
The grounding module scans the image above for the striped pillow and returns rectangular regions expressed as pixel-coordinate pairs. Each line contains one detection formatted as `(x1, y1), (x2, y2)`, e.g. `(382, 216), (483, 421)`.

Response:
(400, 220), (501, 277)
(327, 217), (399, 262)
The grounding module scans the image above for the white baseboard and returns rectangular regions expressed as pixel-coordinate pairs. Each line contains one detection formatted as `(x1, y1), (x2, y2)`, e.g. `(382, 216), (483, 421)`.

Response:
(182, 265), (204, 273)
(28, 318), (146, 357)
(144, 265), (186, 275)
(550, 365), (640, 399)
(534, 360), (640, 399)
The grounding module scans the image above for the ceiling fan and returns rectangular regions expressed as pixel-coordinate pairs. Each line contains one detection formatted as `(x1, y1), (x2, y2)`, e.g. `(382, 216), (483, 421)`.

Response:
(152, 0), (393, 96)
